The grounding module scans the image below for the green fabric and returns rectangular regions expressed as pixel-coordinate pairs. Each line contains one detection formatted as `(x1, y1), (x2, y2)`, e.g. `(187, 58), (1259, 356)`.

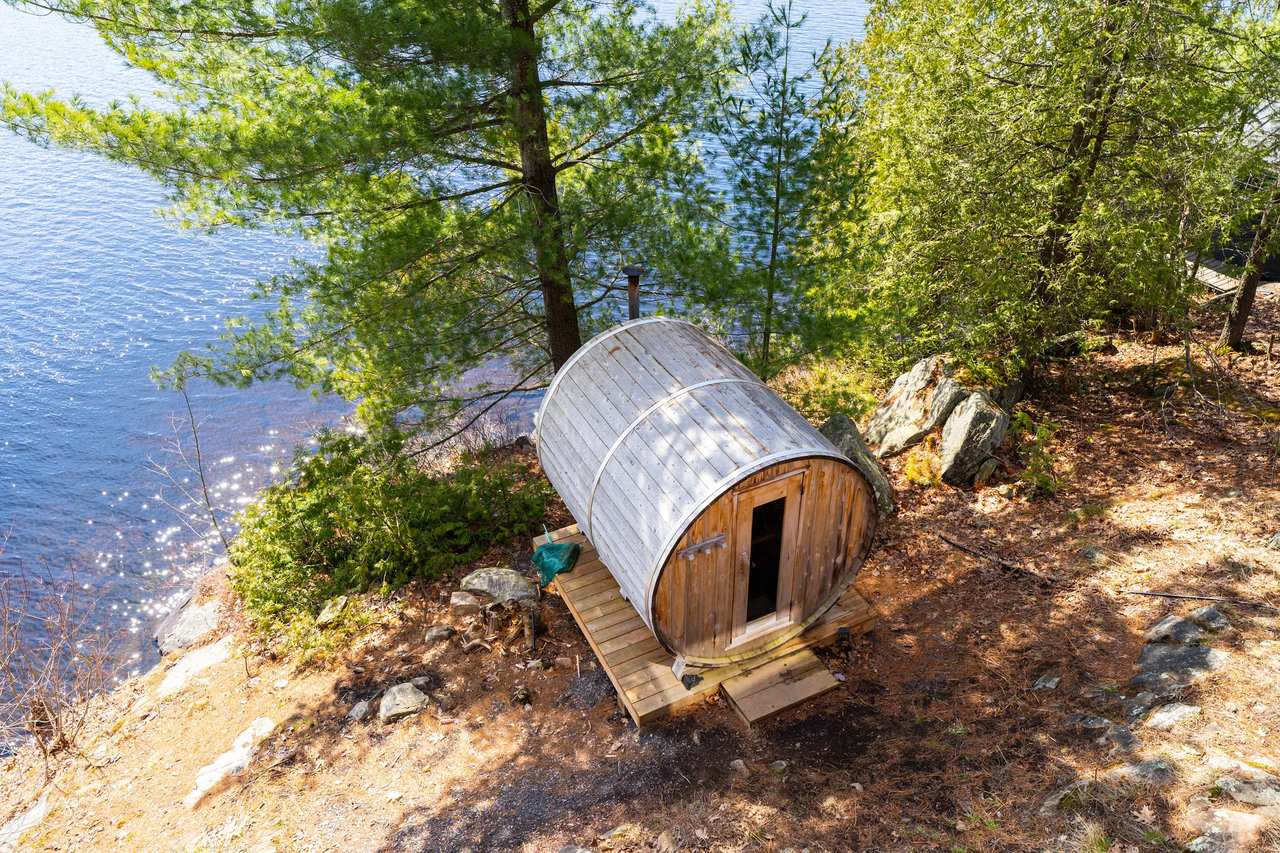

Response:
(534, 542), (581, 586)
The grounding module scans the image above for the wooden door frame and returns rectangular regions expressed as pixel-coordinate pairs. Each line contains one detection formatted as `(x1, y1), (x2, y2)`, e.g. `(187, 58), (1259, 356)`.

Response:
(727, 467), (807, 649)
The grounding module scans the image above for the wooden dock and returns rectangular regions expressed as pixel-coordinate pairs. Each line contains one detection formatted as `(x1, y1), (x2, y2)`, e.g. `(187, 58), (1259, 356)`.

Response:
(536, 525), (877, 727)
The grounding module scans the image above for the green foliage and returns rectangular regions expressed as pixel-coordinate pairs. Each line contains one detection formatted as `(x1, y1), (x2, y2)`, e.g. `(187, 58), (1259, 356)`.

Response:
(772, 356), (878, 423)
(901, 446), (940, 487)
(688, 0), (865, 380)
(1010, 412), (1063, 496)
(229, 433), (552, 640)
(1, 0), (731, 432)
(845, 0), (1280, 378)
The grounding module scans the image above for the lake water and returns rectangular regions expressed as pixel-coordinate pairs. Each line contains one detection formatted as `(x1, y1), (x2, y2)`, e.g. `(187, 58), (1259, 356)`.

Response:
(0, 1), (867, 680)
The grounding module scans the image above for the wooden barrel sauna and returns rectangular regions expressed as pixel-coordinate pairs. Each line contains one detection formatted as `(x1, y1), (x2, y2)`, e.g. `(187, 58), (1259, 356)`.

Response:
(535, 317), (876, 666)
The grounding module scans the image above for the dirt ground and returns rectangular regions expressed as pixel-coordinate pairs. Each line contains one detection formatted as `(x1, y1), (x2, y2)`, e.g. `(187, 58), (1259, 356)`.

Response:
(3, 298), (1280, 853)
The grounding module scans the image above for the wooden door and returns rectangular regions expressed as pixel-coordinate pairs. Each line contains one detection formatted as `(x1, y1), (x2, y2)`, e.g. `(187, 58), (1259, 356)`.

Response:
(729, 469), (806, 646)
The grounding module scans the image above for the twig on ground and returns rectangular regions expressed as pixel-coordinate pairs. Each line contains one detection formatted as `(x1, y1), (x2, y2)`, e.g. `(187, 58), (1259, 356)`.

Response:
(1114, 589), (1279, 613)
(937, 535), (1060, 585)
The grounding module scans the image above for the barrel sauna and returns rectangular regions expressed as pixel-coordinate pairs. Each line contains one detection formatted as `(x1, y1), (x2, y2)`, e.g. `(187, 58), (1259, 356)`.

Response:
(535, 317), (876, 666)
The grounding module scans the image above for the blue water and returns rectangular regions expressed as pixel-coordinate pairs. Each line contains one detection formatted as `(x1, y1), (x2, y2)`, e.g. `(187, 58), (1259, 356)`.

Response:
(0, 1), (868, 678)
(0, 8), (349, 675)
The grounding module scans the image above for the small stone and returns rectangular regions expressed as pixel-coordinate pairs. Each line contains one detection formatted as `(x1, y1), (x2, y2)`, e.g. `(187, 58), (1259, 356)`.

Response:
(430, 691), (456, 712)
(1189, 606), (1233, 632)
(315, 595), (349, 627)
(379, 683), (428, 723)
(1122, 691), (1159, 722)
(273, 678), (288, 690)
(973, 457), (998, 486)
(1214, 776), (1280, 807)
(1080, 545), (1107, 563)
(1185, 799), (1268, 852)
(1105, 759), (1178, 786)
(1038, 780), (1091, 815)
(1062, 713), (1112, 738)
(1103, 724), (1139, 752)
(1203, 752), (1280, 783)
(1143, 702), (1202, 730)
(555, 656), (573, 669)
(1136, 643), (1228, 678)
(1142, 614), (1207, 646)
(1127, 669), (1192, 697)
(1267, 531), (1280, 550)
(0, 795), (50, 848)
(1081, 687), (1122, 708)
(154, 594), (220, 654)
(460, 567), (538, 603)
(768, 760), (788, 774)
(996, 484), (1016, 499)
(556, 846), (596, 853)
(1033, 674), (1061, 691)
(653, 831), (676, 853)
(450, 591), (483, 616)
(425, 625), (455, 643)
(511, 685), (532, 707)
(347, 700), (371, 722)
(729, 759), (750, 778)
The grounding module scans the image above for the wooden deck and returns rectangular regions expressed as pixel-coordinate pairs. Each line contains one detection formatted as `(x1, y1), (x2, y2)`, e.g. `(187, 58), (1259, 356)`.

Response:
(536, 525), (876, 727)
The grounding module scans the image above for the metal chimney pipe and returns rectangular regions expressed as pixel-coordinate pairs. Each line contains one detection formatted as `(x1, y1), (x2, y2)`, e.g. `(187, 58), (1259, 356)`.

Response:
(622, 265), (644, 320)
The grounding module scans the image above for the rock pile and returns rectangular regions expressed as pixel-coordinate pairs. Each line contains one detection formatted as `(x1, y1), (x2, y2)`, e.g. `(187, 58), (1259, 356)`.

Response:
(859, 356), (1020, 487)
(1039, 606), (1280, 852)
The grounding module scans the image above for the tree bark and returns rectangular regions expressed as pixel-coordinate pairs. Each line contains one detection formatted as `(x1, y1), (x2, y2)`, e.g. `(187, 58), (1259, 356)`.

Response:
(500, 0), (582, 370)
(1218, 171), (1280, 351)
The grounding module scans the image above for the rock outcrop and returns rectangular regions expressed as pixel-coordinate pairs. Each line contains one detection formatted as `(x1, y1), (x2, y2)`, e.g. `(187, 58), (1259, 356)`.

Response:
(937, 390), (1009, 487)
(863, 356), (967, 458)
(819, 414), (895, 514)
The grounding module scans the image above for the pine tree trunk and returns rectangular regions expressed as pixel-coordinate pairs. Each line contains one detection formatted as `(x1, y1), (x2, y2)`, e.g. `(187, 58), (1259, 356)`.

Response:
(1218, 172), (1280, 351)
(500, 0), (582, 370)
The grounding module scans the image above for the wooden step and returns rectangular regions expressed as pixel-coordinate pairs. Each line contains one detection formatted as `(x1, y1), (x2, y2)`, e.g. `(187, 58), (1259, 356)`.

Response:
(720, 648), (838, 726)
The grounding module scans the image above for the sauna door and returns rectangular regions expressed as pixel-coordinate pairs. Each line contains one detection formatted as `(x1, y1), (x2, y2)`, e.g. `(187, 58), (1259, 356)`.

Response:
(730, 470), (805, 645)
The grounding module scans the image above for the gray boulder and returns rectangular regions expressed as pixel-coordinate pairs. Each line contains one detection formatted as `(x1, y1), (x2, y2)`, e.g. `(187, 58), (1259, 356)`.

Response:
(864, 356), (967, 458)
(379, 683), (428, 723)
(450, 591), (482, 616)
(1143, 613), (1207, 646)
(937, 390), (1009, 487)
(460, 567), (537, 603)
(819, 414), (895, 514)
(1105, 759), (1178, 786)
(154, 593), (220, 655)
(1137, 644), (1228, 679)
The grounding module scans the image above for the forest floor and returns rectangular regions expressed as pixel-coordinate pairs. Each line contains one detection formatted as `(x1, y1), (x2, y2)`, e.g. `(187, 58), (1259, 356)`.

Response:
(3, 298), (1280, 853)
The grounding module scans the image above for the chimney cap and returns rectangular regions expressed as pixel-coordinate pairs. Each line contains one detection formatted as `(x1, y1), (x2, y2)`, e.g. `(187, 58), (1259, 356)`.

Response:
(621, 265), (644, 277)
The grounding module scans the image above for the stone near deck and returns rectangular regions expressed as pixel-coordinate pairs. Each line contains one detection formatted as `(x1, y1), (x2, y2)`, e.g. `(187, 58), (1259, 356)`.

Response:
(1204, 752), (1280, 784)
(379, 683), (428, 723)
(819, 414), (895, 514)
(460, 567), (538, 603)
(1142, 614), (1206, 646)
(450, 591), (483, 616)
(1061, 713), (1112, 740)
(938, 390), (1010, 487)
(154, 594), (220, 655)
(864, 356), (967, 458)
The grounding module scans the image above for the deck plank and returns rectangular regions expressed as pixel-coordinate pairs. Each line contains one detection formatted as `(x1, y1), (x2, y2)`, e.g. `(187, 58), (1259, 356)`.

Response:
(542, 524), (876, 728)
